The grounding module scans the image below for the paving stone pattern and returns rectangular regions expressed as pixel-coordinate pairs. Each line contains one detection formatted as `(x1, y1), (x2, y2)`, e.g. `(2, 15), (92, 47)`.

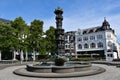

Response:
(0, 64), (120, 80)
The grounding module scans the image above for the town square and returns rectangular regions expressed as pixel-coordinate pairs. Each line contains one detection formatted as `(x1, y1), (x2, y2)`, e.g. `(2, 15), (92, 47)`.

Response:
(0, 0), (120, 80)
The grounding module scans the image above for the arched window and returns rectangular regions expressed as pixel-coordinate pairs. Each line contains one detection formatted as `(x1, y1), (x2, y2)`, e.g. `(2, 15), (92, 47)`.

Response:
(90, 43), (96, 48)
(108, 41), (112, 47)
(97, 42), (103, 48)
(84, 43), (89, 48)
(78, 44), (82, 49)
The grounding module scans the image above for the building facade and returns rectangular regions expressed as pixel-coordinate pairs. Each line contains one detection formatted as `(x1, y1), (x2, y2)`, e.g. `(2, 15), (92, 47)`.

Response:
(75, 18), (119, 61)
(65, 31), (76, 56)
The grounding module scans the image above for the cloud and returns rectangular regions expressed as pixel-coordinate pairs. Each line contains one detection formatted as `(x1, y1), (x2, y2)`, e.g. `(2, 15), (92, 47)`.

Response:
(42, 0), (120, 42)
(43, 13), (120, 42)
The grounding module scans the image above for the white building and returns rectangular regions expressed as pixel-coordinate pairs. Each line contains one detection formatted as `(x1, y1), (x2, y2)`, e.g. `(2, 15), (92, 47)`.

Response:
(75, 18), (119, 61)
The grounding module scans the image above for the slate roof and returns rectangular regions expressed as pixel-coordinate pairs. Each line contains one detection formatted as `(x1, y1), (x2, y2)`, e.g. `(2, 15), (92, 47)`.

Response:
(82, 19), (114, 34)
(0, 18), (11, 23)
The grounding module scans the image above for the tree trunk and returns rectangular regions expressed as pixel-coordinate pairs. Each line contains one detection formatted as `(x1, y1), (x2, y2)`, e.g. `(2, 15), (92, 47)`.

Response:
(0, 51), (1, 61)
(20, 50), (24, 62)
(33, 51), (36, 61)
(25, 51), (28, 61)
(13, 50), (16, 60)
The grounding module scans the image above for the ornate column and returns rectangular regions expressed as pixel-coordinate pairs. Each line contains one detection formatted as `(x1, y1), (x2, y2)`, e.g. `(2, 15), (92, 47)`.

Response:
(54, 7), (65, 56)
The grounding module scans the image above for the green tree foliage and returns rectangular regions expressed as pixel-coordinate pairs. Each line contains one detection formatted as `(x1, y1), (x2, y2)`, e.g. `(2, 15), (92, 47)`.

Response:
(11, 17), (29, 51)
(45, 26), (56, 55)
(29, 19), (46, 54)
(0, 22), (18, 53)
(0, 17), (57, 60)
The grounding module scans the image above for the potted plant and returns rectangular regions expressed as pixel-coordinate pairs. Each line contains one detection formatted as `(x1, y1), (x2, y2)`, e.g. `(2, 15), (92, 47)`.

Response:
(54, 58), (66, 66)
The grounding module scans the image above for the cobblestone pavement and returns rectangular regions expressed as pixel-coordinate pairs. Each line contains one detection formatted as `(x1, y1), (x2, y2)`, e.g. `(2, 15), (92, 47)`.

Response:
(0, 64), (120, 80)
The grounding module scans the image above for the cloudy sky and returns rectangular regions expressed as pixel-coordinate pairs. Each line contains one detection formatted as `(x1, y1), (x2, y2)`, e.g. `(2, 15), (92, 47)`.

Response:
(0, 0), (120, 42)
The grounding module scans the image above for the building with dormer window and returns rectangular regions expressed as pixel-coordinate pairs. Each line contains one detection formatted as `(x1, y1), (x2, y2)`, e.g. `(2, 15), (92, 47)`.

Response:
(75, 18), (119, 61)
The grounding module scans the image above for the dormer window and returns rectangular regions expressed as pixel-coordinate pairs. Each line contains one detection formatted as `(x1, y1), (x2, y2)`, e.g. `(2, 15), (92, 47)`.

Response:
(101, 17), (110, 30)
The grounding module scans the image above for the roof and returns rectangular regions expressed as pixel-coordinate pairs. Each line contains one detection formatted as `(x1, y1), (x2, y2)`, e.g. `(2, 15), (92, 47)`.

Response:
(82, 26), (114, 34)
(0, 18), (11, 23)
(79, 18), (115, 34)
(65, 31), (76, 35)
(82, 26), (101, 34)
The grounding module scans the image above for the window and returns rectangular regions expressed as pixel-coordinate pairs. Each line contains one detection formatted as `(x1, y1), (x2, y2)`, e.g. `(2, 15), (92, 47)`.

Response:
(69, 36), (73, 40)
(107, 54), (113, 57)
(65, 41), (68, 43)
(77, 37), (82, 42)
(113, 43), (117, 51)
(90, 36), (95, 40)
(65, 45), (67, 48)
(97, 42), (103, 48)
(83, 37), (88, 41)
(65, 45), (70, 48)
(97, 35), (103, 39)
(107, 34), (111, 38)
(90, 43), (96, 48)
(78, 44), (82, 49)
(108, 41), (112, 47)
(65, 36), (68, 40)
(70, 43), (74, 48)
(83, 31), (87, 34)
(89, 30), (93, 33)
(84, 43), (89, 48)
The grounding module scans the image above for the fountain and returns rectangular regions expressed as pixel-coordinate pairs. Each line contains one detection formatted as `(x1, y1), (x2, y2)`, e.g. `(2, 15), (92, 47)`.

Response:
(13, 7), (106, 78)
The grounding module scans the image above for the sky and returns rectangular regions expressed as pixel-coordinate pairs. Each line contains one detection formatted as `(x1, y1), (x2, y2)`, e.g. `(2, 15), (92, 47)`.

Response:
(0, 0), (120, 42)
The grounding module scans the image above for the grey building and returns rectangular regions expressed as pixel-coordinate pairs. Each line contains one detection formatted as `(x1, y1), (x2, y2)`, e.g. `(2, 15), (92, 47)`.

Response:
(65, 31), (76, 56)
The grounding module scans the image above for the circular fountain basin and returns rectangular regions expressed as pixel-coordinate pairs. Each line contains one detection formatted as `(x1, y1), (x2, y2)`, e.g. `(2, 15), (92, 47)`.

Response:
(26, 62), (91, 73)
(13, 62), (106, 78)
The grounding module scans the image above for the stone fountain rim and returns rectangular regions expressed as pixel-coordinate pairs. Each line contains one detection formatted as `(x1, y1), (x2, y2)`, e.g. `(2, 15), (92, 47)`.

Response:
(13, 66), (106, 78)
(26, 61), (92, 68)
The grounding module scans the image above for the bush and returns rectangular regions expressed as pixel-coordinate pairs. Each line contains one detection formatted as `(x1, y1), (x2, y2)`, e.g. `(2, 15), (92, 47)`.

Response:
(71, 58), (95, 61)
(54, 58), (66, 66)
(38, 55), (50, 59)
(113, 59), (120, 62)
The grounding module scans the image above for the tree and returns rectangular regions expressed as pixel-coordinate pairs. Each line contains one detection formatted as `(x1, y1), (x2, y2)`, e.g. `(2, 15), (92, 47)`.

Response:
(0, 22), (18, 60)
(45, 26), (56, 55)
(11, 17), (29, 51)
(11, 17), (29, 61)
(29, 19), (45, 55)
